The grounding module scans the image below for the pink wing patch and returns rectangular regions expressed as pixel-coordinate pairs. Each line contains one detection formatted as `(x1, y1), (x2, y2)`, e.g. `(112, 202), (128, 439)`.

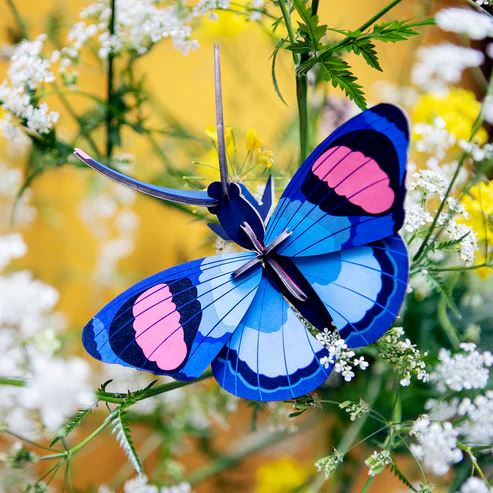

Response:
(132, 284), (188, 370)
(312, 145), (394, 214)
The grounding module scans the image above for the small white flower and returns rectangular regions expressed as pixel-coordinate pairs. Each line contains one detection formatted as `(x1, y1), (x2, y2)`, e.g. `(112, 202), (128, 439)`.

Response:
(410, 416), (462, 476)
(431, 343), (492, 392)
(459, 477), (493, 493)
(436, 8), (493, 40)
(20, 352), (94, 430)
(412, 44), (484, 92)
(0, 234), (26, 271)
(317, 329), (368, 381)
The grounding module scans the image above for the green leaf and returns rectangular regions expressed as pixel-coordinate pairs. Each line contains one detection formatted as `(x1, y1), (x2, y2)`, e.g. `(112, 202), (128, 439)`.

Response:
(347, 39), (382, 71)
(388, 462), (418, 492)
(112, 409), (143, 475)
(292, 0), (327, 50)
(320, 58), (367, 109)
(428, 271), (461, 319)
(369, 18), (434, 43)
(50, 407), (93, 447)
(361, 476), (375, 493)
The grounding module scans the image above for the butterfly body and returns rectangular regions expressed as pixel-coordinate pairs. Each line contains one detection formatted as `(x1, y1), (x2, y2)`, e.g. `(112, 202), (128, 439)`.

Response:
(76, 103), (410, 401)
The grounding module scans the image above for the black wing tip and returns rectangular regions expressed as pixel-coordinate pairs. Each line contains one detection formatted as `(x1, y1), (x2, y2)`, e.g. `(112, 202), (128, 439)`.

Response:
(370, 103), (410, 139)
(82, 319), (102, 360)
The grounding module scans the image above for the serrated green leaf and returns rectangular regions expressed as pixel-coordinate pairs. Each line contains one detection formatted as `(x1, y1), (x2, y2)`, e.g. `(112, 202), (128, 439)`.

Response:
(50, 407), (93, 447)
(369, 18), (434, 43)
(388, 462), (418, 492)
(347, 39), (382, 71)
(321, 58), (366, 109)
(112, 409), (143, 475)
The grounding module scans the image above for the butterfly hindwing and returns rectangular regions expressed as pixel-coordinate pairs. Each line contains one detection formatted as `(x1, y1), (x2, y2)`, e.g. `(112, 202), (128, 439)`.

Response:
(292, 235), (409, 348)
(83, 252), (262, 380)
(211, 275), (333, 401)
(265, 104), (409, 257)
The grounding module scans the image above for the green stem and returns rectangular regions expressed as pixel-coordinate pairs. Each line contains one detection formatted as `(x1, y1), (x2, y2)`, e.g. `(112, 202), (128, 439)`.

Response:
(106, 0), (117, 160)
(4, 0), (28, 39)
(0, 376), (24, 387)
(278, 0), (299, 65)
(296, 74), (309, 161)
(337, 364), (383, 452)
(422, 263), (491, 273)
(278, 0), (309, 161)
(459, 444), (491, 487)
(358, 0), (403, 32)
(437, 297), (461, 349)
(69, 411), (117, 456)
(95, 370), (213, 404)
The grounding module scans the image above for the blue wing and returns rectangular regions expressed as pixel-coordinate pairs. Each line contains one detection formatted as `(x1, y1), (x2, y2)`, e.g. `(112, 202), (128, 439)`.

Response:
(82, 252), (262, 380)
(265, 104), (409, 257)
(292, 235), (408, 347)
(211, 275), (333, 401)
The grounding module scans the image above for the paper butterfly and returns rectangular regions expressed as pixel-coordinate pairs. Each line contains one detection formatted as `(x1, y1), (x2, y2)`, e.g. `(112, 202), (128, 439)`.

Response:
(74, 103), (409, 401)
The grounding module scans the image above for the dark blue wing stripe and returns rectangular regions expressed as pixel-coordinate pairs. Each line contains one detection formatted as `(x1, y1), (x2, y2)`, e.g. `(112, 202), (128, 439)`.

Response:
(211, 276), (333, 401)
(115, 269), (260, 363)
(292, 235), (408, 348)
(95, 254), (255, 340)
(268, 117), (393, 236)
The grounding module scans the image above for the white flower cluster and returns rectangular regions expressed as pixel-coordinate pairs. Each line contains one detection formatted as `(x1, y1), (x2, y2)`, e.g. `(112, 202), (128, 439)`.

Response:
(60, 0), (206, 78)
(412, 44), (484, 93)
(378, 327), (428, 386)
(459, 477), (493, 493)
(458, 391), (493, 445)
(123, 475), (191, 493)
(410, 415), (463, 475)
(0, 35), (59, 135)
(431, 343), (493, 392)
(316, 328), (369, 382)
(435, 8), (493, 40)
(192, 0), (230, 19)
(404, 132), (478, 267)
(0, 233), (94, 434)
(413, 118), (456, 159)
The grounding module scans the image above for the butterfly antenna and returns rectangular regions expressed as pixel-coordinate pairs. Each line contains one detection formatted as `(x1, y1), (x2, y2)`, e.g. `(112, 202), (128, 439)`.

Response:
(214, 43), (229, 199)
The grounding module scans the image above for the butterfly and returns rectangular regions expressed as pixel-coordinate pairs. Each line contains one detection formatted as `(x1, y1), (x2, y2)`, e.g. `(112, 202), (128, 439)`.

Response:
(74, 103), (409, 402)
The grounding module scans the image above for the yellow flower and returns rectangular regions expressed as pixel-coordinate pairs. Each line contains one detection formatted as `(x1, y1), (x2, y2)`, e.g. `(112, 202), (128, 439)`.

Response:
(412, 89), (487, 144)
(255, 457), (312, 493)
(205, 124), (236, 160)
(198, 10), (249, 39)
(246, 128), (262, 151)
(462, 181), (493, 277)
(258, 148), (273, 168)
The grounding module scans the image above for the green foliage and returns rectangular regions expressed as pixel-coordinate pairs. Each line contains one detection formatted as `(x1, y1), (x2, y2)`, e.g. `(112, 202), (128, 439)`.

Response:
(388, 461), (418, 492)
(50, 408), (94, 447)
(320, 58), (366, 109)
(112, 409), (143, 476)
(275, 0), (431, 110)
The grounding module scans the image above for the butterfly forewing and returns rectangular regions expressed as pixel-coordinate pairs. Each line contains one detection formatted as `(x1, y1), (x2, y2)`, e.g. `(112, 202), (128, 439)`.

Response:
(265, 104), (409, 257)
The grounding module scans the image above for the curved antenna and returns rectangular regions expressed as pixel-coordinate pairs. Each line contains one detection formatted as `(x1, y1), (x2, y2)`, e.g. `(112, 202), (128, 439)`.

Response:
(73, 148), (218, 207)
(214, 44), (229, 199)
